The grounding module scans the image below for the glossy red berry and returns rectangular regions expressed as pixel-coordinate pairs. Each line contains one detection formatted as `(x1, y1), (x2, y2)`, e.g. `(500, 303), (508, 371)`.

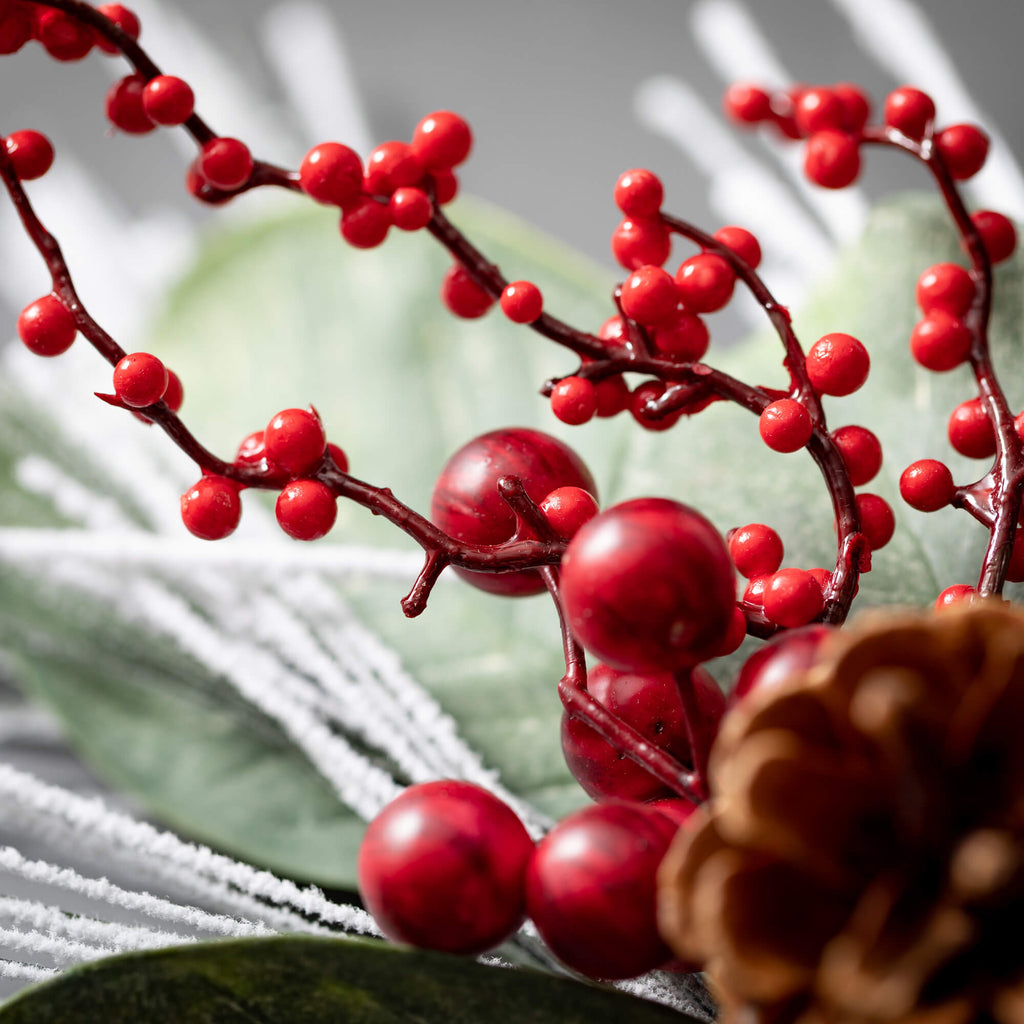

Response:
(723, 82), (772, 124)
(550, 376), (597, 426)
(94, 3), (140, 54)
(948, 397), (996, 459)
(759, 399), (812, 453)
(593, 376), (630, 418)
(198, 138), (253, 190)
(500, 280), (543, 324)
(388, 187), (432, 231)
(364, 140), (423, 196)
(936, 124), (989, 181)
(728, 523), (784, 579)
(804, 130), (860, 189)
(235, 431), (266, 467)
(141, 75), (194, 126)
(900, 459), (955, 512)
(613, 168), (663, 219)
(299, 142), (363, 206)
(112, 352), (168, 408)
(884, 87), (935, 141)
(652, 312), (709, 362)
(35, 8), (93, 60)
(326, 442), (349, 473)
(429, 168), (458, 205)
(162, 369), (184, 412)
(805, 332), (870, 396)
(732, 624), (834, 704)
(972, 210), (1016, 265)
(611, 217), (670, 271)
(763, 568), (824, 628)
(185, 160), (233, 205)
(180, 476), (242, 541)
(620, 265), (679, 327)
(560, 497), (734, 671)
(358, 780), (532, 955)
(857, 493), (896, 551)
(430, 428), (596, 597)
(831, 425), (882, 486)
(538, 486), (598, 540)
(0, 4), (32, 54)
(629, 380), (683, 432)
(935, 584), (976, 611)
(3, 130), (54, 180)
(17, 294), (76, 356)
(743, 575), (768, 608)
(833, 83), (871, 132)
(526, 802), (677, 980)
(910, 311), (973, 371)
(340, 196), (391, 248)
(105, 74), (155, 135)
(713, 225), (761, 269)
(440, 263), (493, 319)
(264, 408), (326, 475)
(795, 87), (846, 135)
(411, 111), (472, 170)
(916, 262), (975, 317)
(275, 480), (337, 541)
(674, 253), (735, 313)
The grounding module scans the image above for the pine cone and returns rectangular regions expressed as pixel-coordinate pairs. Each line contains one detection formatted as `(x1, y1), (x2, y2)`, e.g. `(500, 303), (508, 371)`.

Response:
(658, 602), (1024, 1024)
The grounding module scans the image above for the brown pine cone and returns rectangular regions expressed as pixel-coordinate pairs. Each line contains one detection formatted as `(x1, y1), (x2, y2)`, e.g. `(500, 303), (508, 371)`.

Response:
(658, 602), (1024, 1024)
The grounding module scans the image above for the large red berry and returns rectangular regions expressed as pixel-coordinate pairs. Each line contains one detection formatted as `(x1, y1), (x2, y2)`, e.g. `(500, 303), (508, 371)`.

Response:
(729, 523), (784, 579)
(526, 802), (677, 979)
(613, 168), (663, 219)
(440, 263), (493, 319)
(299, 142), (363, 206)
(713, 225), (761, 270)
(804, 130), (860, 189)
(17, 294), (76, 356)
(732, 624), (834, 704)
(358, 780), (533, 955)
(105, 74), (155, 135)
(759, 399), (812, 453)
(723, 82), (772, 124)
(916, 263), (975, 317)
(340, 197), (391, 248)
(113, 351), (168, 408)
(275, 479), (337, 541)
(831, 425), (882, 486)
(611, 217), (670, 271)
(264, 408), (326, 475)
(762, 568), (824, 628)
(900, 459), (955, 512)
(411, 111), (472, 170)
(180, 476), (242, 540)
(805, 332), (869, 396)
(971, 210), (1016, 265)
(674, 253), (735, 313)
(141, 75), (194, 126)
(948, 397), (996, 459)
(884, 87), (935, 141)
(910, 311), (973, 371)
(430, 428), (596, 597)
(94, 3), (140, 54)
(560, 498), (734, 671)
(4, 130), (54, 180)
(198, 138), (253, 190)
(364, 140), (423, 196)
(936, 124), (989, 181)
(620, 265), (679, 327)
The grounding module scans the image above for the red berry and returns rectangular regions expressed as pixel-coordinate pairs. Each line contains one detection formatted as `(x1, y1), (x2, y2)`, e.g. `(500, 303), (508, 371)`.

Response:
(807, 567), (833, 594)
(884, 87), (935, 141)
(264, 408), (326, 475)
(910, 311), (973, 371)
(833, 83), (871, 132)
(388, 187), (432, 231)
(198, 137), (253, 190)
(4, 130), (54, 180)
(613, 168), (663, 219)
(141, 75), (194, 126)
(430, 428), (596, 597)
(710, 604), (748, 657)
(713, 225), (761, 270)
(759, 399), (812, 453)
(795, 87), (846, 135)
(935, 584), (976, 611)
(185, 160), (233, 205)
(94, 3), (140, 54)
(181, 476), (242, 541)
(0, 4), (32, 55)
(674, 253), (735, 313)
(972, 210), (1016, 265)
(916, 262), (975, 317)
(611, 217), (670, 271)
(411, 111), (472, 170)
(729, 523), (784, 579)
(358, 780), (532, 955)
(743, 575), (768, 608)
(763, 568), (824, 628)
(539, 486), (598, 540)
(340, 197), (391, 248)
(936, 124), (989, 181)
(326, 441), (349, 474)
(299, 142), (363, 206)
(620, 265), (679, 327)
(17, 294), (76, 357)
(900, 459), (955, 512)
(948, 397), (996, 459)
(804, 130), (860, 189)
(550, 376), (597, 426)
(429, 168), (458, 205)
(440, 263), (493, 319)
(732, 624), (834, 703)
(856, 493), (896, 551)
(805, 332), (870, 396)
(235, 430), (266, 467)
(597, 315), (627, 344)
(629, 380), (683, 432)
(35, 8), (93, 60)
(526, 803), (677, 979)
(364, 140), (423, 196)
(560, 497), (734, 671)
(652, 312), (709, 362)
(105, 74), (155, 135)
(500, 280), (543, 324)
(723, 82), (772, 124)
(113, 351), (168, 408)
(275, 479), (337, 541)
(162, 368), (184, 412)
(593, 376), (630, 418)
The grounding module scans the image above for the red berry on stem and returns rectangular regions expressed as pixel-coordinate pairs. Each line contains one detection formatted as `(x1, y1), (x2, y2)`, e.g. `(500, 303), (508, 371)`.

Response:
(411, 111), (472, 170)
(856, 493), (896, 551)
(94, 3), (140, 54)
(275, 480), (337, 541)
(674, 253), (735, 313)
(759, 399), (812, 453)
(935, 584), (976, 611)
(723, 82), (772, 124)
(795, 87), (846, 135)
(299, 142), (363, 207)
(560, 497), (734, 671)
(0, 4), (32, 54)
(181, 476), (241, 541)
(629, 380), (684, 432)
(141, 75), (194, 126)
(358, 780), (532, 955)
(763, 568), (824, 628)
(440, 263), (493, 319)
(500, 280), (543, 324)
(364, 140), (423, 196)
(729, 523), (784, 579)
(611, 218), (670, 271)
(653, 312), (709, 362)
(910, 311), (973, 371)
(264, 408), (326, 475)
(113, 352), (168, 408)
(804, 130), (860, 189)
(429, 168), (458, 205)
(235, 431), (266, 467)
(916, 263), (975, 317)
(900, 459), (955, 512)
(732, 624), (834, 704)
(185, 160), (233, 206)
(340, 197), (391, 249)
(538, 486), (598, 540)
(971, 210), (1016, 264)
(713, 225), (761, 270)
(884, 86), (935, 141)
(936, 124), (989, 181)
(36, 8), (93, 60)
(711, 604), (749, 657)
(743, 575), (768, 608)
(326, 442), (349, 474)
(613, 168), (663, 219)
(162, 368), (184, 412)
(805, 332), (870, 396)
(105, 74), (155, 135)
(17, 294), (76, 356)
(4, 130), (54, 180)
(388, 187), (432, 231)
(550, 376), (597, 426)
(833, 83), (871, 132)
(831, 425), (882, 486)
(620, 265), (679, 327)
(948, 397), (996, 459)
(593, 376), (630, 418)
(198, 137), (253, 190)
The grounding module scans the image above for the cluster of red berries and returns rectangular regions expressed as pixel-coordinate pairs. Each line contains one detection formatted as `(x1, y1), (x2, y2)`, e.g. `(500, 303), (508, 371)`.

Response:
(0, 0), (135, 60)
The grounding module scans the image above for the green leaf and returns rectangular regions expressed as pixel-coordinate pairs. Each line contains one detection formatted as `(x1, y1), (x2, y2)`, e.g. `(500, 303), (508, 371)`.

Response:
(0, 936), (698, 1023)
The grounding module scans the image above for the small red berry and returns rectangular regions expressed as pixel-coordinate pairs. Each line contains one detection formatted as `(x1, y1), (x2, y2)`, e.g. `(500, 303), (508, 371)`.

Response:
(141, 75), (194, 126)
(3, 130), (54, 180)
(162, 368), (184, 412)
(299, 142), (363, 206)
(805, 332), (870, 396)
(364, 140), (423, 196)
(429, 168), (458, 205)
(759, 399), (812, 453)
(948, 397), (996, 459)
(198, 137), (253, 190)
(264, 408), (326, 475)
(593, 376), (630, 418)
(856, 493), (896, 551)
(971, 210), (1016, 265)
(597, 315), (626, 344)
(900, 459), (954, 512)
(763, 568), (824, 628)
(713, 225), (761, 269)
(113, 351), (168, 408)
(440, 263), (493, 319)
(410, 111), (472, 170)
(235, 431), (266, 467)
(743, 575), (768, 608)
(674, 253), (735, 313)
(613, 168), (663, 219)
(935, 584), (976, 611)
(181, 476), (242, 541)
(804, 130), (860, 189)
(539, 486), (598, 540)
(936, 124), (989, 181)
(629, 380), (683, 432)
(620, 265), (679, 327)
(833, 83), (871, 132)
(916, 262), (975, 317)
(276, 480), (337, 541)
(884, 86), (935, 141)
(326, 441), (349, 474)
(910, 311), (973, 371)
(185, 160), (233, 205)
(729, 523), (784, 579)
(723, 82), (772, 124)
(94, 3), (140, 54)
(500, 280), (543, 324)
(611, 218), (670, 271)
(794, 87), (846, 135)
(550, 376), (597, 425)
(340, 197), (391, 248)
(831, 424), (882, 486)
(35, 8), (93, 60)
(17, 294), (76, 357)
(0, 4), (32, 55)
(388, 187), (432, 231)
(652, 312), (709, 362)
(105, 74), (155, 135)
